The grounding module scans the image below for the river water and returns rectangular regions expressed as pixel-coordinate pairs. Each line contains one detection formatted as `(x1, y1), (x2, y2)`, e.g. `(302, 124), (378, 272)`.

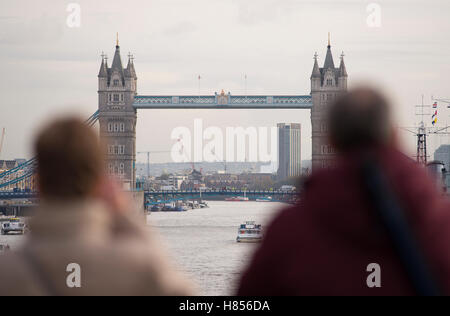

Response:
(148, 201), (284, 295)
(0, 201), (285, 296)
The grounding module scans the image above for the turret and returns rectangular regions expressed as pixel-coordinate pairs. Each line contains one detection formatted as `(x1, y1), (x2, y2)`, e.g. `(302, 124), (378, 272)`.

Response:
(125, 54), (137, 91)
(311, 52), (321, 91)
(98, 53), (108, 90)
(338, 52), (348, 90)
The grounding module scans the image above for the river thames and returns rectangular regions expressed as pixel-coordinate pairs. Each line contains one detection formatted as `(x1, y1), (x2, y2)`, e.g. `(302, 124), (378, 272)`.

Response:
(0, 201), (285, 296)
(148, 201), (285, 295)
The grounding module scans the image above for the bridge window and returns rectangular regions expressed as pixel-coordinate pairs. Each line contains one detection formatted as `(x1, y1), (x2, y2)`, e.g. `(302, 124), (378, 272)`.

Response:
(120, 123), (125, 132)
(113, 79), (120, 87)
(113, 94), (120, 102)
(108, 123), (113, 132)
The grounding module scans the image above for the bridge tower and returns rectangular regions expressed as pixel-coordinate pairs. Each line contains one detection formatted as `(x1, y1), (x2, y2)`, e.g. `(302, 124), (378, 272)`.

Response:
(98, 36), (137, 189)
(310, 36), (348, 170)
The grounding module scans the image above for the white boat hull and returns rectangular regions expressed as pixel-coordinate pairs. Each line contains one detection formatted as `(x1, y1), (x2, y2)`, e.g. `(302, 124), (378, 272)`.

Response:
(237, 237), (262, 243)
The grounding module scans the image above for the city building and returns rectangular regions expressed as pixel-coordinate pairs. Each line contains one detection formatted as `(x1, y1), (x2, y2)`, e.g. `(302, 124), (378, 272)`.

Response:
(434, 145), (450, 193)
(277, 123), (302, 180)
(310, 37), (348, 169)
(0, 160), (18, 172)
(168, 174), (188, 190)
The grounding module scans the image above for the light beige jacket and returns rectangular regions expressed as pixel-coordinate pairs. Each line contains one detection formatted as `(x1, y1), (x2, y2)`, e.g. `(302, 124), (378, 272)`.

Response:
(0, 200), (193, 296)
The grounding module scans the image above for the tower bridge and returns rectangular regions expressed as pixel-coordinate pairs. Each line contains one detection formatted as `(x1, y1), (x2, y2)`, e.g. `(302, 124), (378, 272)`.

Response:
(0, 36), (348, 191)
(98, 36), (348, 189)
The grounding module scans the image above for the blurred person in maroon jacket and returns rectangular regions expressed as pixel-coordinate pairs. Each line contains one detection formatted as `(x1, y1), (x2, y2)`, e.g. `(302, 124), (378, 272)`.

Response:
(237, 87), (450, 296)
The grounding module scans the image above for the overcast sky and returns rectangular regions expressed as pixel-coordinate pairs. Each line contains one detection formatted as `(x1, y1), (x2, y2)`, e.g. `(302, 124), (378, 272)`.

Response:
(1, 0), (450, 163)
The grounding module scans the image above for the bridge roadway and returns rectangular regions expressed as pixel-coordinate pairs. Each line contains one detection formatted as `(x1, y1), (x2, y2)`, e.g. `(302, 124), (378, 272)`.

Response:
(0, 189), (297, 199)
(145, 189), (298, 198)
(133, 95), (312, 110)
(0, 191), (38, 200)
(146, 189), (297, 195)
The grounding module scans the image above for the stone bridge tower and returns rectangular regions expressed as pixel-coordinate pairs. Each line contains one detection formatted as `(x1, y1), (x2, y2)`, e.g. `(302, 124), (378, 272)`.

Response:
(311, 37), (348, 170)
(98, 37), (137, 189)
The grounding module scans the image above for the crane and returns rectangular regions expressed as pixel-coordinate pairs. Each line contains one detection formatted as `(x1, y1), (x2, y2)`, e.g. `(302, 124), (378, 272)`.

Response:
(0, 128), (5, 160)
(137, 151), (171, 178)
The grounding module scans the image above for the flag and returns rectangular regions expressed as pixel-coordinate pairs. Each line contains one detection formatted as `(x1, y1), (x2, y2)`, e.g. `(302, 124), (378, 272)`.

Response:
(432, 117), (437, 126)
(198, 75), (201, 80)
(432, 110), (438, 119)
(433, 102), (438, 108)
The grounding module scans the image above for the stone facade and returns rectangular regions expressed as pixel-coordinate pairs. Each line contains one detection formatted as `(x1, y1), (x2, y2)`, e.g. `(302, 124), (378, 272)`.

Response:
(98, 43), (137, 189)
(310, 42), (348, 170)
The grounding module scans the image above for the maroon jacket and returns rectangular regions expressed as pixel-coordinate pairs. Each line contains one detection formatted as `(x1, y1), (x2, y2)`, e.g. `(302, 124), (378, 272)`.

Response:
(238, 147), (450, 296)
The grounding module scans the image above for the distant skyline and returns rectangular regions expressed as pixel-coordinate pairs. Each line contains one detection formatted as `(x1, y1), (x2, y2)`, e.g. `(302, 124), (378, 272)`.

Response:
(1, 0), (450, 163)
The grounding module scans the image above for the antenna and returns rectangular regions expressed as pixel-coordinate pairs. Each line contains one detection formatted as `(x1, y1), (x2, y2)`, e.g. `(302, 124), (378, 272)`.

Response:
(244, 74), (247, 97)
(415, 95), (430, 164)
(137, 151), (171, 178)
(0, 128), (5, 159)
(400, 96), (450, 164)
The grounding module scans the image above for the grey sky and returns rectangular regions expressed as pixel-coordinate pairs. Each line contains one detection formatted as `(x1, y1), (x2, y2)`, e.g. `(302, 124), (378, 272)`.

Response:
(1, 0), (449, 163)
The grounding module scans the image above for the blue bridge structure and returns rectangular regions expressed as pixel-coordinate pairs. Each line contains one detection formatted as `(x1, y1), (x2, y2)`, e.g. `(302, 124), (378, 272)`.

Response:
(144, 189), (298, 206)
(0, 189), (299, 207)
(0, 111), (99, 191)
(133, 94), (312, 110)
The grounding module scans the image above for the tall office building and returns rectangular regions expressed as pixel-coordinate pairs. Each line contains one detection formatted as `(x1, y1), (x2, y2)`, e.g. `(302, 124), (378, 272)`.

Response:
(277, 123), (302, 180)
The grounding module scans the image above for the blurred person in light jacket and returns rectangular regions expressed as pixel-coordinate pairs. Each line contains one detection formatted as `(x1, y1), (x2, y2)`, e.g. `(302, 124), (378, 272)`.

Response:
(0, 117), (193, 296)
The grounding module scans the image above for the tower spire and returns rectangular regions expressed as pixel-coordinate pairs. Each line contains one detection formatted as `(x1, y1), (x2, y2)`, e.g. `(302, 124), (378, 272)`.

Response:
(116, 32), (119, 47)
(311, 52), (321, 78)
(339, 51), (348, 77)
(328, 32), (331, 48)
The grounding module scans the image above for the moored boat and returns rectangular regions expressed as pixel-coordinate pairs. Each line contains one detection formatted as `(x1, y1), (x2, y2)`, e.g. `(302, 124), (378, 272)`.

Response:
(236, 221), (263, 243)
(256, 196), (272, 202)
(225, 196), (249, 202)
